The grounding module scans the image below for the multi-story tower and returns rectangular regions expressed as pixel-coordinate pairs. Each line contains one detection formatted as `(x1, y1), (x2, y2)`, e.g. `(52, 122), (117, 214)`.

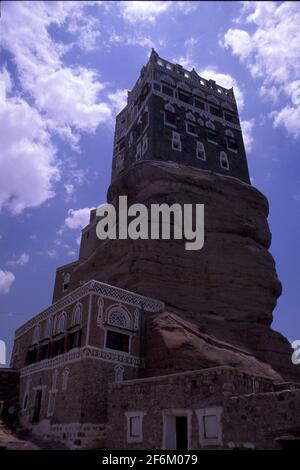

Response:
(112, 49), (250, 184)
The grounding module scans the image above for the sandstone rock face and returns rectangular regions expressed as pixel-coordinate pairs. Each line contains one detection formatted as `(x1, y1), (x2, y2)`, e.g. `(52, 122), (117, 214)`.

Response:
(70, 161), (300, 383)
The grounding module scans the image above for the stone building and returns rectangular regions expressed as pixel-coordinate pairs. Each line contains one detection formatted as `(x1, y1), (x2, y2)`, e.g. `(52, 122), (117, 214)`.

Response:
(5, 51), (300, 449)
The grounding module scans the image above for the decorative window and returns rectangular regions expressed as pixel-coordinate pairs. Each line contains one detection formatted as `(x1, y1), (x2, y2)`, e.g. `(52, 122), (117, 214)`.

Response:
(114, 365), (124, 382)
(172, 132), (182, 151)
(44, 318), (52, 338)
(161, 75), (175, 86)
(136, 142), (142, 161)
(32, 324), (40, 345)
(198, 118), (204, 126)
(220, 151), (229, 170)
(125, 412), (146, 443)
(56, 312), (66, 335)
(186, 121), (197, 136)
(165, 102), (175, 113)
(196, 407), (223, 446)
(226, 137), (238, 152)
(222, 101), (234, 111)
(71, 303), (82, 327)
(108, 310), (129, 329)
(62, 368), (70, 391)
(206, 121), (215, 131)
(225, 129), (234, 138)
(63, 273), (70, 291)
(141, 109), (148, 131)
(142, 134), (148, 155)
(196, 142), (206, 161)
(178, 91), (191, 103)
(186, 111), (196, 122)
(106, 330), (129, 353)
(153, 82), (161, 91)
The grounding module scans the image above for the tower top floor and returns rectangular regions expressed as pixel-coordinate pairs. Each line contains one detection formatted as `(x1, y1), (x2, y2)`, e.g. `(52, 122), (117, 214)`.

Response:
(111, 49), (250, 184)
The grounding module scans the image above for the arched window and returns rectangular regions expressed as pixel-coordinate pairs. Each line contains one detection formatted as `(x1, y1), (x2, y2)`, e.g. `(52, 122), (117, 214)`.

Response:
(220, 151), (229, 170)
(71, 303), (82, 327)
(196, 142), (206, 161)
(198, 118), (204, 126)
(115, 365), (124, 383)
(186, 111), (196, 122)
(225, 129), (234, 138)
(63, 273), (70, 292)
(45, 318), (52, 338)
(164, 102), (175, 113)
(32, 324), (40, 345)
(56, 312), (66, 334)
(106, 305), (131, 329)
(206, 121), (215, 130)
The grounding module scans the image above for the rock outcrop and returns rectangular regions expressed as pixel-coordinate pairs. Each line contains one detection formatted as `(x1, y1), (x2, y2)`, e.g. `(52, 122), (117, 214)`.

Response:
(70, 161), (300, 383)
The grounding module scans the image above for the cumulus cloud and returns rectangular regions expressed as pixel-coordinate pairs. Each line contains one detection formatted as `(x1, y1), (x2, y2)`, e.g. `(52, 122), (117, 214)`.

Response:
(0, 68), (59, 214)
(8, 253), (30, 267)
(64, 207), (95, 230)
(0, 1), (116, 214)
(108, 89), (128, 114)
(241, 119), (255, 153)
(222, 1), (300, 137)
(119, 1), (197, 24)
(0, 270), (15, 294)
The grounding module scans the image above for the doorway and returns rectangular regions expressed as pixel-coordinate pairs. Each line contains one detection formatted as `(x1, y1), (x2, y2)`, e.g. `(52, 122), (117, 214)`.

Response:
(32, 389), (42, 423)
(163, 411), (191, 450)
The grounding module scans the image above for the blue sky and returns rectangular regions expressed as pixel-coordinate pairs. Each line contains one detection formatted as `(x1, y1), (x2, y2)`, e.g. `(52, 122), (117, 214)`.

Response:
(1, 1), (300, 364)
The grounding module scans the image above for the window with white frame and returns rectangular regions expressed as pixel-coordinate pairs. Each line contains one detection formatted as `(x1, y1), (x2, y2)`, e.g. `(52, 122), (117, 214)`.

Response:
(206, 121), (217, 145)
(71, 303), (82, 327)
(142, 133), (148, 155)
(196, 407), (223, 446)
(172, 131), (181, 151)
(63, 273), (70, 291)
(225, 129), (237, 152)
(220, 151), (229, 170)
(56, 312), (66, 335)
(114, 365), (124, 382)
(196, 142), (206, 161)
(136, 141), (142, 161)
(125, 411), (146, 443)
(164, 102), (176, 127)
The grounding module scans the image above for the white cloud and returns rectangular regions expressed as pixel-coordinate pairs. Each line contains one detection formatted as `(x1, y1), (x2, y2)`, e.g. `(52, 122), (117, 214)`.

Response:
(0, 68), (59, 214)
(241, 119), (255, 153)
(108, 89), (128, 114)
(222, 2), (300, 137)
(1, 2), (112, 149)
(64, 184), (75, 196)
(47, 249), (57, 258)
(200, 68), (245, 111)
(64, 207), (94, 230)
(0, 270), (15, 294)
(119, 1), (171, 24)
(8, 253), (30, 267)
(119, 1), (197, 24)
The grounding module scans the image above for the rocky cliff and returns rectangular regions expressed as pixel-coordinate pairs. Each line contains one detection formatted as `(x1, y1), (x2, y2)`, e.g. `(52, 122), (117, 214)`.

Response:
(70, 161), (300, 383)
